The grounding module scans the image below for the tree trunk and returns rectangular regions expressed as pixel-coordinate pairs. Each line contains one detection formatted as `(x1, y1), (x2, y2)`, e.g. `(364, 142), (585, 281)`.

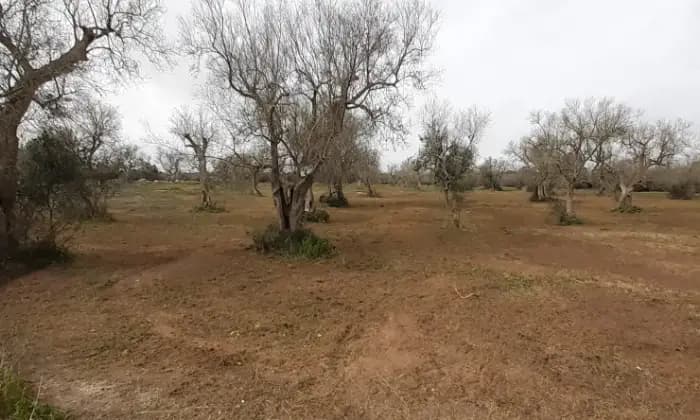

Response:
(198, 157), (213, 208)
(0, 120), (21, 255)
(364, 178), (376, 197)
(331, 180), (346, 201)
(615, 183), (634, 212)
(443, 188), (450, 207)
(251, 168), (263, 196)
(304, 187), (315, 212)
(565, 184), (575, 217)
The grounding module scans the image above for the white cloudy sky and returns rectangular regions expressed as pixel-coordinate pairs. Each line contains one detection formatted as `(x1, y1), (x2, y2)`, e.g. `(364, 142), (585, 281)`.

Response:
(109, 0), (700, 166)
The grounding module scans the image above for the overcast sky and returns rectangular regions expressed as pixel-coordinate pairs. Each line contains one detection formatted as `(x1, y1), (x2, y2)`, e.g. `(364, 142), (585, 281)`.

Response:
(109, 0), (700, 167)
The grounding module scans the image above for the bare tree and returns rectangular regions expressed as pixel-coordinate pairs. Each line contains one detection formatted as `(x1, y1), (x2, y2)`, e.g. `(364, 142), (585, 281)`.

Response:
(318, 116), (371, 206)
(156, 147), (184, 183)
(353, 142), (382, 197)
(531, 98), (631, 219)
(605, 118), (692, 211)
(507, 135), (558, 201)
(220, 143), (270, 196)
(181, 0), (438, 232)
(479, 157), (508, 191)
(169, 106), (219, 209)
(0, 0), (167, 251)
(417, 101), (489, 227)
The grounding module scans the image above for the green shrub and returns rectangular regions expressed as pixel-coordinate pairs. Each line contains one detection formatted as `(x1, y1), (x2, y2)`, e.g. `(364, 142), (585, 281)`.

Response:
(1, 364), (68, 420)
(303, 209), (330, 223)
(320, 193), (349, 208)
(252, 224), (334, 259)
(549, 200), (582, 226)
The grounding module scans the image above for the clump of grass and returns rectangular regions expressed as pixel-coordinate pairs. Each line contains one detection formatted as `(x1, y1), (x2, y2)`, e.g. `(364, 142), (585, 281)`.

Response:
(302, 209), (330, 223)
(494, 273), (534, 293)
(252, 224), (334, 259)
(0, 363), (68, 420)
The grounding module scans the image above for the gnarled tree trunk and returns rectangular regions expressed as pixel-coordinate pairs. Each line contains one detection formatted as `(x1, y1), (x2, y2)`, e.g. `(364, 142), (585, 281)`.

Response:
(615, 183), (634, 212)
(330, 180), (347, 203)
(304, 187), (315, 212)
(250, 168), (263, 196)
(269, 142), (315, 232)
(564, 184), (576, 217)
(364, 178), (377, 197)
(198, 156), (213, 208)
(0, 112), (26, 255)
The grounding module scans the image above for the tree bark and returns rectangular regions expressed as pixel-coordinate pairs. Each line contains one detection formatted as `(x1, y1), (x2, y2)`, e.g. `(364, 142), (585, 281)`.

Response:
(0, 112), (25, 254)
(364, 178), (376, 197)
(250, 168), (263, 196)
(304, 187), (315, 212)
(565, 184), (575, 217)
(268, 142), (315, 232)
(198, 156), (213, 208)
(331, 180), (346, 202)
(615, 183), (634, 212)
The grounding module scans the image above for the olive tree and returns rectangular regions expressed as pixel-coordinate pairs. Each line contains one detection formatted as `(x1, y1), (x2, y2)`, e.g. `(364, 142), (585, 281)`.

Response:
(182, 0), (438, 232)
(353, 142), (382, 198)
(0, 0), (167, 252)
(530, 98), (631, 219)
(507, 135), (558, 201)
(416, 101), (489, 227)
(156, 147), (184, 183)
(168, 106), (220, 209)
(606, 118), (692, 211)
(479, 157), (508, 191)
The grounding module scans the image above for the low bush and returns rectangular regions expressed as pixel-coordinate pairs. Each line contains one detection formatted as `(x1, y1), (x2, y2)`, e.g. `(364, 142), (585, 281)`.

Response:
(320, 193), (349, 208)
(1, 363), (68, 420)
(303, 209), (330, 223)
(252, 224), (334, 259)
(549, 200), (582, 226)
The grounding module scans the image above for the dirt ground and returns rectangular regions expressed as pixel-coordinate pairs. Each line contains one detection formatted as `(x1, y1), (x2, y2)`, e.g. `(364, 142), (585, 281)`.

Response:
(1, 183), (699, 419)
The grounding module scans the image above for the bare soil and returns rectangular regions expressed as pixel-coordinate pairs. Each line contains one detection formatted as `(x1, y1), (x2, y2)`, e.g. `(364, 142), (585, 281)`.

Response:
(1, 184), (699, 419)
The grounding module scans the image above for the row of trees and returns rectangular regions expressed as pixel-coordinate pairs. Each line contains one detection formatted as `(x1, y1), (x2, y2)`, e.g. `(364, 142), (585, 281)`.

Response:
(509, 98), (695, 217)
(1, 0), (436, 255)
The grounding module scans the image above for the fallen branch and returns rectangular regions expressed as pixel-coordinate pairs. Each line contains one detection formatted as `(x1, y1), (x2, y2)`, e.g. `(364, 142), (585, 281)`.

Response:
(453, 285), (477, 299)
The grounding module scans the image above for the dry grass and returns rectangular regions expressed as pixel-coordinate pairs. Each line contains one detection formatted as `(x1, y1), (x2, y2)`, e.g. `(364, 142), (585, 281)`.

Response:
(0, 182), (699, 419)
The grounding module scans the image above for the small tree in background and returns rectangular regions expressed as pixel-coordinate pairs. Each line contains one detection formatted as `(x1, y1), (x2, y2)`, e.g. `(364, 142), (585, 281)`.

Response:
(507, 135), (558, 202)
(168, 106), (220, 210)
(530, 98), (631, 220)
(605, 118), (691, 211)
(353, 143), (382, 197)
(479, 157), (508, 191)
(417, 100), (489, 227)
(156, 147), (184, 183)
